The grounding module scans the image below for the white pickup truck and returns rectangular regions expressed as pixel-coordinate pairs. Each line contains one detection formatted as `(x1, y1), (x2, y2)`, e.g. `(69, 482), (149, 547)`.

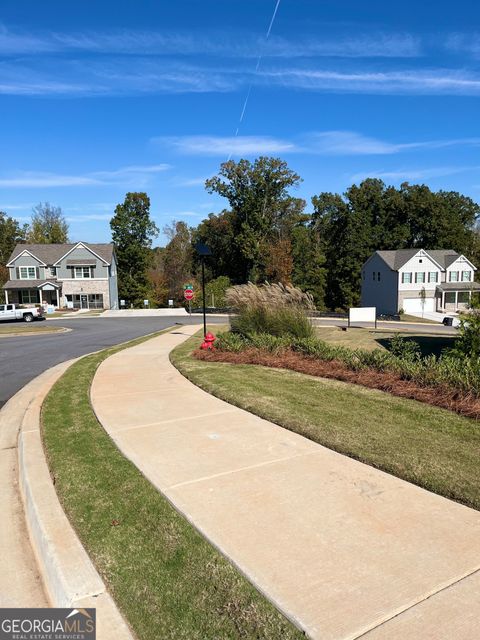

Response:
(0, 303), (44, 322)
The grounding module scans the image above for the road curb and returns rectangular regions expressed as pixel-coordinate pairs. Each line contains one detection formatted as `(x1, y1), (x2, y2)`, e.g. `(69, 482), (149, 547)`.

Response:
(16, 359), (134, 640)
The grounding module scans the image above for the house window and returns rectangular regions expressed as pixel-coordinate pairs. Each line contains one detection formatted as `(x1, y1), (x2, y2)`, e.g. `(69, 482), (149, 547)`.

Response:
(20, 290), (40, 304)
(445, 292), (456, 304)
(48, 267), (56, 277)
(428, 272), (438, 283)
(458, 292), (470, 304)
(377, 272), (381, 281)
(19, 266), (37, 279)
(74, 266), (92, 279)
(373, 272), (376, 281)
(462, 271), (472, 282)
(449, 271), (459, 282)
(402, 272), (412, 284)
(88, 294), (104, 309)
(415, 272), (425, 283)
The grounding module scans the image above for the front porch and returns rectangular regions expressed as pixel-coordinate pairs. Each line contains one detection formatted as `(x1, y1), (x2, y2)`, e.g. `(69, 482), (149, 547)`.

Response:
(2, 279), (62, 307)
(436, 282), (480, 312)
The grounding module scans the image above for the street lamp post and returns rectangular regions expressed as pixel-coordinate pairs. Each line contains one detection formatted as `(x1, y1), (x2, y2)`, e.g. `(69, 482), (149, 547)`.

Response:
(195, 242), (212, 337)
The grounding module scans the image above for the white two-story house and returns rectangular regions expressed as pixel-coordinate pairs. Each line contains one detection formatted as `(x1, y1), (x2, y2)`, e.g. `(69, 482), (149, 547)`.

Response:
(361, 249), (479, 315)
(3, 242), (119, 310)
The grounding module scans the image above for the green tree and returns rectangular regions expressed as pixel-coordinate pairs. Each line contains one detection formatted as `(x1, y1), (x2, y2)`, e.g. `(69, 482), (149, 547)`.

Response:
(163, 221), (193, 304)
(0, 211), (28, 301)
(450, 295), (480, 359)
(27, 202), (69, 243)
(196, 276), (232, 309)
(205, 157), (303, 282)
(110, 193), (159, 306)
(192, 211), (239, 282)
(291, 223), (327, 309)
(312, 179), (480, 310)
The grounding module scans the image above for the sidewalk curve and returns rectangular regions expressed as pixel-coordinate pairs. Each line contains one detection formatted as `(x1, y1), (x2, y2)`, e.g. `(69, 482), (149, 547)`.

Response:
(91, 326), (480, 640)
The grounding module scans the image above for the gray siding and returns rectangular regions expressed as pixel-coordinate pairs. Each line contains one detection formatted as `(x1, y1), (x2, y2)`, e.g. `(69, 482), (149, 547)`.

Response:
(361, 254), (398, 315)
(55, 246), (109, 279)
(108, 254), (119, 309)
(10, 254), (45, 279)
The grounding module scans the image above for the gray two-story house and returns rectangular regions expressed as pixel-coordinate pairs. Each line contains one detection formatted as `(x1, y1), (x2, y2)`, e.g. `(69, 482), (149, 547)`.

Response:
(3, 242), (119, 310)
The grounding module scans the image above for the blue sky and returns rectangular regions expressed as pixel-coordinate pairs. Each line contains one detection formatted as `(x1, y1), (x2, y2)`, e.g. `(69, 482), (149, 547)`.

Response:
(1, 0), (480, 245)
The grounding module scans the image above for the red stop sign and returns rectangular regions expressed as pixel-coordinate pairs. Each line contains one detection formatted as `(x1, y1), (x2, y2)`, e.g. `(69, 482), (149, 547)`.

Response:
(184, 289), (194, 300)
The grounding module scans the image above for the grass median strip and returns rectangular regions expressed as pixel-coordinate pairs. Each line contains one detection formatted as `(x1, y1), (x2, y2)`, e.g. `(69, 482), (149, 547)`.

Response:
(0, 323), (66, 336)
(170, 329), (480, 511)
(41, 329), (304, 640)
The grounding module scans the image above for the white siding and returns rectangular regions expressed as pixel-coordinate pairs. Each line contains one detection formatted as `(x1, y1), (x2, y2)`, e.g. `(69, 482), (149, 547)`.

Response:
(446, 256), (475, 283)
(398, 251), (440, 294)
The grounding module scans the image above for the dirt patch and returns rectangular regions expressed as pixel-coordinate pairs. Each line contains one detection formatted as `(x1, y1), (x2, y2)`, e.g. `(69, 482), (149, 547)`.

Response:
(194, 348), (480, 420)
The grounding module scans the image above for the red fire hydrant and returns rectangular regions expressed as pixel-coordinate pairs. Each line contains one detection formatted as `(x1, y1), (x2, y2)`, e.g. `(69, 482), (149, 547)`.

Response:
(200, 332), (216, 350)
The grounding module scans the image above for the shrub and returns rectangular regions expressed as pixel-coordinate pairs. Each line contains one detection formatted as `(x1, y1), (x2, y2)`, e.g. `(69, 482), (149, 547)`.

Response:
(215, 332), (247, 353)
(215, 329), (480, 397)
(387, 334), (421, 361)
(226, 282), (314, 339)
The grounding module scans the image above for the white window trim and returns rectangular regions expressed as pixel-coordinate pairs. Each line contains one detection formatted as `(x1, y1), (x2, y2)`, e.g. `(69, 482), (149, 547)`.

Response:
(415, 272), (425, 284)
(73, 266), (93, 279)
(449, 271), (459, 282)
(402, 272), (412, 284)
(19, 266), (37, 280)
(461, 271), (472, 282)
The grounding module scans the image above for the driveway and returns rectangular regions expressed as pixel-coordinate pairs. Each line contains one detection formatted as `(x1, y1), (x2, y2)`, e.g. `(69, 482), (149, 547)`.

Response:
(0, 315), (222, 409)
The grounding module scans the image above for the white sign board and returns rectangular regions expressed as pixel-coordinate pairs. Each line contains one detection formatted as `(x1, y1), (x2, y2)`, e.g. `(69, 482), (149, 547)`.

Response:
(120, 299), (125, 306)
(143, 299), (149, 307)
(168, 299), (174, 307)
(349, 307), (376, 323)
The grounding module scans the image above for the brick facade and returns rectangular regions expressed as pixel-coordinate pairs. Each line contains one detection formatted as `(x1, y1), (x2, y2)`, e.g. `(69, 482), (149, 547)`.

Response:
(61, 279), (110, 308)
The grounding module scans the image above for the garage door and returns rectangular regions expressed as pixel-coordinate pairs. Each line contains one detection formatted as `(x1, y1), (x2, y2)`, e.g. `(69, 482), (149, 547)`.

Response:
(402, 297), (435, 313)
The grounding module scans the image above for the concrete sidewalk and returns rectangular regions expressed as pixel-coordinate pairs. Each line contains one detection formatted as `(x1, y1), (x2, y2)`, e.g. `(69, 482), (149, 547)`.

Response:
(91, 326), (480, 640)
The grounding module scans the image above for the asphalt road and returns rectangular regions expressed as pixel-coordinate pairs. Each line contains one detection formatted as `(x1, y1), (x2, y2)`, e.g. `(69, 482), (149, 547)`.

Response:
(0, 315), (221, 408)
(0, 315), (456, 409)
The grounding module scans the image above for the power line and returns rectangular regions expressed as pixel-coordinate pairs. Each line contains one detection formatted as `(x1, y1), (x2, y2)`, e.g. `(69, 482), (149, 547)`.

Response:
(227, 0), (282, 160)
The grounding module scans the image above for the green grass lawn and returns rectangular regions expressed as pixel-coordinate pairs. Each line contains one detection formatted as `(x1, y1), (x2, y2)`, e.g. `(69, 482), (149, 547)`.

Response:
(315, 325), (454, 357)
(42, 330), (303, 640)
(171, 329), (480, 511)
(0, 323), (65, 336)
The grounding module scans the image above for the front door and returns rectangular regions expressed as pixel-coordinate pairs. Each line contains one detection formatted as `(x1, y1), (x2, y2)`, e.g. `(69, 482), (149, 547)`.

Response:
(80, 294), (88, 309)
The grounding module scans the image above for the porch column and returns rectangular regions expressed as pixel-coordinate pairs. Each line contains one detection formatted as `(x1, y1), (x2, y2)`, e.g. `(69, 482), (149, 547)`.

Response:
(441, 290), (445, 311)
(4, 290), (8, 304)
(455, 290), (458, 311)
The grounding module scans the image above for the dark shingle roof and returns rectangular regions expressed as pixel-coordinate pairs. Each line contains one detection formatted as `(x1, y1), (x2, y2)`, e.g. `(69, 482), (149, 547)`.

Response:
(376, 249), (463, 271)
(7, 243), (114, 265)
(2, 279), (62, 290)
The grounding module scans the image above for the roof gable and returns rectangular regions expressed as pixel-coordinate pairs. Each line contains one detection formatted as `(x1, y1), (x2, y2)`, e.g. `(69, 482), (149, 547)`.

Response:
(6, 248), (47, 267)
(52, 242), (110, 266)
(368, 249), (474, 271)
(6, 242), (114, 266)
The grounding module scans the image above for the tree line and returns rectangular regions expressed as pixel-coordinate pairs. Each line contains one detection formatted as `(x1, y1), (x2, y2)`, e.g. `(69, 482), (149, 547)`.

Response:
(138, 156), (480, 310)
(1, 157), (479, 309)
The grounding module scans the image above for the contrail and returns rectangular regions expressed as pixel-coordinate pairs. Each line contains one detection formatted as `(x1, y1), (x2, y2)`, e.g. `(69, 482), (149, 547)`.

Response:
(227, 0), (282, 161)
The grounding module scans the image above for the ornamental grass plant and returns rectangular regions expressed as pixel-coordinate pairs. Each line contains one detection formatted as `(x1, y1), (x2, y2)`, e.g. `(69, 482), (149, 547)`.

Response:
(226, 282), (315, 339)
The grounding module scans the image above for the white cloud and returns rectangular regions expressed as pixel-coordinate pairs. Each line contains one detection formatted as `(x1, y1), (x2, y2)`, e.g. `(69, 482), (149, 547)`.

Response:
(445, 33), (480, 58)
(350, 166), (479, 183)
(261, 68), (480, 95)
(66, 214), (112, 222)
(0, 24), (421, 59)
(158, 131), (480, 158)
(0, 164), (172, 189)
(0, 173), (100, 188)
(155, 135), (297, 156)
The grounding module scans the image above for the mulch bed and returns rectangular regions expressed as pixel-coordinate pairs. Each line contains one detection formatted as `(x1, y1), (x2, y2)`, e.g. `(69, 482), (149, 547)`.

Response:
(194, 348), (480, 421)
